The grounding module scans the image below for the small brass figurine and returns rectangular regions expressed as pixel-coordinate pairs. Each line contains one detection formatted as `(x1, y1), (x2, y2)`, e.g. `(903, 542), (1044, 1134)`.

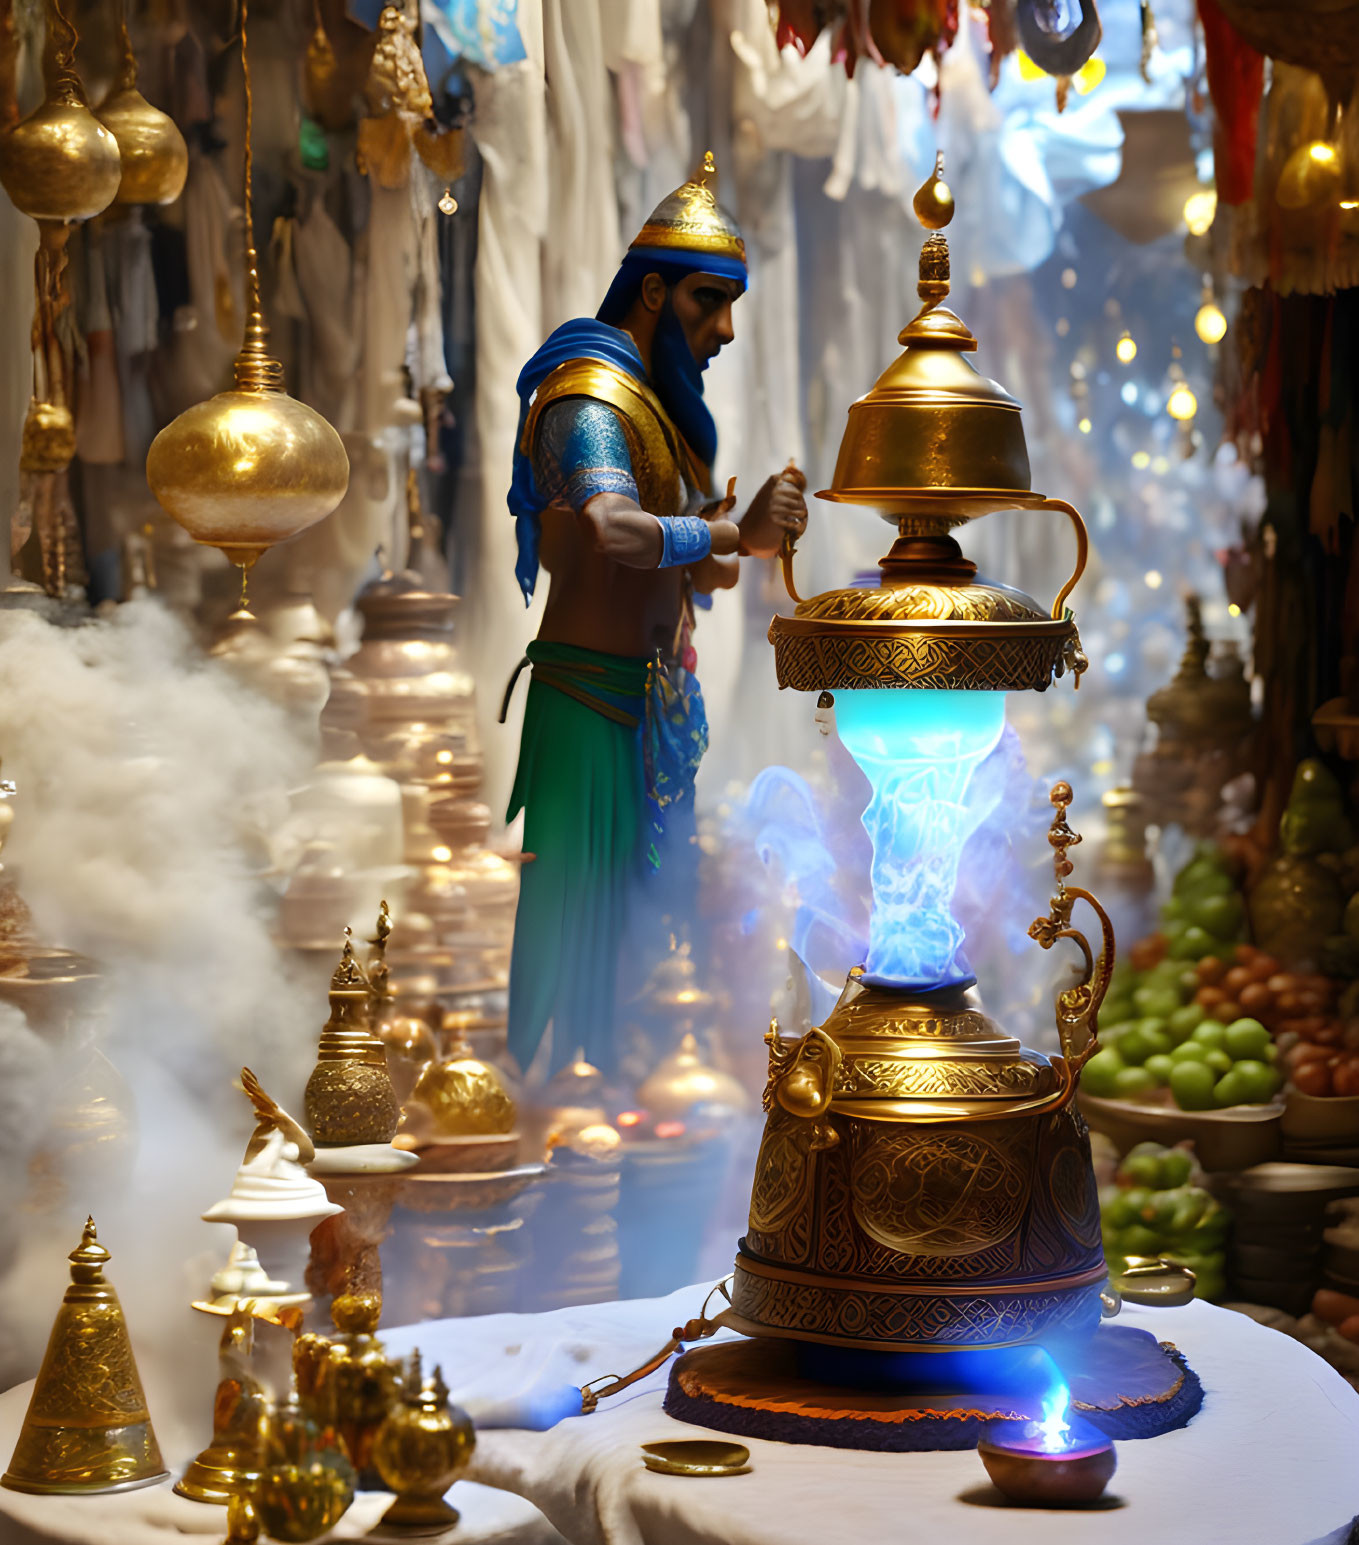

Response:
(176, 1304), (268, 1504)
(372, 1352), (475, 1533)
(304, 931), (400, 1146)
(293, 1290), (399, 1474)
(253, 1384), (355, 1543)
(2, 1218), (168, 1494)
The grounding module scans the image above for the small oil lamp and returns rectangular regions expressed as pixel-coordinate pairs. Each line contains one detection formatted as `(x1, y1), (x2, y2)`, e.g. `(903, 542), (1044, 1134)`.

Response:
(730, 158), (1114, 1378)
(977, 1383), (1116, 1505)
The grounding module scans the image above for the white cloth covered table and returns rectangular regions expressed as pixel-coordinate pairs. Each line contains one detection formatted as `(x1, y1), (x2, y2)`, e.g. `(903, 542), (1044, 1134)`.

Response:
(6, 1283), (1358, 1545)
(382, 1282), (1359, 1545)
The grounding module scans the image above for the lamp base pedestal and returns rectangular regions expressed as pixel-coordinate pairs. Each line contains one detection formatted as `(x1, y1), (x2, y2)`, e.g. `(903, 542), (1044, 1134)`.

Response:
(663, 1325), (1201, 1452)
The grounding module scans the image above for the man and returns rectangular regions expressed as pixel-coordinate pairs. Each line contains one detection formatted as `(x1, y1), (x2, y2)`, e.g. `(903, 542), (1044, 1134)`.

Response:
(504, 152), (808, 1078)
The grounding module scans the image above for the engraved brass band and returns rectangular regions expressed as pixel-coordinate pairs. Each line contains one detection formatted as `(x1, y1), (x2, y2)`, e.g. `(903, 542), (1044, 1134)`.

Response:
(771, 497), (1090, 695)
(728, 1255), (1108, 1353)
(834, 1054), (1049, 1101)
(769, 616), (1080, 693)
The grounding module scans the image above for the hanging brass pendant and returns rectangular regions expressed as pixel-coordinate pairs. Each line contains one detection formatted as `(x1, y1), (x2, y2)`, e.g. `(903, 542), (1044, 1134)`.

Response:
(145, 0), (348, 581)
(2, 1219), (168, 1495)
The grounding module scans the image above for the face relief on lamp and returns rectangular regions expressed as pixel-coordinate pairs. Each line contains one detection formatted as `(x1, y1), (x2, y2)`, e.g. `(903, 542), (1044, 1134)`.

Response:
(833, 689), (1006, 991)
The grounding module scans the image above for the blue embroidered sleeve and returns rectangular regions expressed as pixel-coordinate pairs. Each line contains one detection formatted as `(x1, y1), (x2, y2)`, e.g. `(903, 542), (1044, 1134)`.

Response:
(531, 400), (639, 513)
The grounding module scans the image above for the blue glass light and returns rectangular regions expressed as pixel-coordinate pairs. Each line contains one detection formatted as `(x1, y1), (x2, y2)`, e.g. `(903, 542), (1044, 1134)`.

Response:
(834, 688), (1007, 990)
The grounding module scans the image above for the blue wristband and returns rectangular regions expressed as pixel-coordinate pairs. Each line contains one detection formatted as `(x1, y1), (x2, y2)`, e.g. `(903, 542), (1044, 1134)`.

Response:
(656, 515), (713, 568)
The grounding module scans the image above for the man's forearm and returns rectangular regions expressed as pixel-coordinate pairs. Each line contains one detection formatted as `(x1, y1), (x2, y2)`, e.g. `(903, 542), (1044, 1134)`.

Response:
(692, 553), (739, 593)
(580, 492), (665, 568)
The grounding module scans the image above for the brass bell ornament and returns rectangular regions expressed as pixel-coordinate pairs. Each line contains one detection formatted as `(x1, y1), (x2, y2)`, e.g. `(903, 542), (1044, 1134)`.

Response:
(2, 1219), (168, 1495)
(145, 0), (348, 587)
(729, 158), (1114, 1375)
(0, 0), (121, 223)
(97, 5), (189, 207)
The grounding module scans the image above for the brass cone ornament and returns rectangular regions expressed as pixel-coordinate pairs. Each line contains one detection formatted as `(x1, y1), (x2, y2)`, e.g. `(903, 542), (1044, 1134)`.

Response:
(0, 0), (121, 222)
(2, 1218), (168, 1495)
(97, 5), (188, 206)
(145, 0), (348, 590)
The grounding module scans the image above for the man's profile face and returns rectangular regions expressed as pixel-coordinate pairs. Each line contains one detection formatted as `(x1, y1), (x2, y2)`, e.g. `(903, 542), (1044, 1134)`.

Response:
(668, 272), (742, 367)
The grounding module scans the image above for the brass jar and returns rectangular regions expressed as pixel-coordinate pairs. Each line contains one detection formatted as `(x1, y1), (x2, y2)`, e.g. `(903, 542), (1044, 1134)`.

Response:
(304, 936), (400, 1146)
(253, 1389), (354, 1542)
(410, 1027), (517, 1138)
(344, 570), (479, 775)
(372, 1356), (475, 1533)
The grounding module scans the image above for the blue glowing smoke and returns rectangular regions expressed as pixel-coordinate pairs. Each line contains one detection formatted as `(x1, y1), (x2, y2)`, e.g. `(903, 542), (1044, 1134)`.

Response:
(834, 689), (1008, 991)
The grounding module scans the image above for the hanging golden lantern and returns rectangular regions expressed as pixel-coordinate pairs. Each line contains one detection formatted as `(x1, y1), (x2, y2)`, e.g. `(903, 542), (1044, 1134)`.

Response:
(0, 0), (121, 223)
(97, 7), (188, 206)
(146, 0), (348, 589)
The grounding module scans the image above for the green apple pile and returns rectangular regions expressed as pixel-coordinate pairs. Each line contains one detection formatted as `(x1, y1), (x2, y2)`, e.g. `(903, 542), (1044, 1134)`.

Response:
(1100, 1142), (1229, 1301)
(1084, 958), (1282, 1110)
(1158, 841), (1247, 965)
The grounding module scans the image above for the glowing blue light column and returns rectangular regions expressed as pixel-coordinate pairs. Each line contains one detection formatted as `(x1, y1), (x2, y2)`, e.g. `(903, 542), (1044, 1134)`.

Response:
(834, 688), (1007, 991)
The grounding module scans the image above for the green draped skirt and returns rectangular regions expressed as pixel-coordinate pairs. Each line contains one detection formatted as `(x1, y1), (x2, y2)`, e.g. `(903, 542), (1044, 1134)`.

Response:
(506, 640), (651, 1076)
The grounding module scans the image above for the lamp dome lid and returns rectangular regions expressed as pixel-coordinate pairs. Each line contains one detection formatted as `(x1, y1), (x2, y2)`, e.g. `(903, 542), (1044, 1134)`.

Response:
(819, 162), (1029, 517)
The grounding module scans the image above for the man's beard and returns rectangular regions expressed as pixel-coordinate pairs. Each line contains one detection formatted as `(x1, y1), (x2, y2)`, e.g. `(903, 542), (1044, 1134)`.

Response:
(649, 295), (717, 470)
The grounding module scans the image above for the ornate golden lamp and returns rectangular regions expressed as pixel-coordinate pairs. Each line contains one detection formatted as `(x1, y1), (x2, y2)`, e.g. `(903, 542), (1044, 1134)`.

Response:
(2, 1218), (167, 1494)
(96, 5), (188, 206)
(728, 159), (1114, 1370)
(145, 0), (348, 596)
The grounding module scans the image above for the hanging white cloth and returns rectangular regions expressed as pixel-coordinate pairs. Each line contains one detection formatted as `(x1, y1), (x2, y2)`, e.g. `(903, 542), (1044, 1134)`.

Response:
(463, 17), (549, 808)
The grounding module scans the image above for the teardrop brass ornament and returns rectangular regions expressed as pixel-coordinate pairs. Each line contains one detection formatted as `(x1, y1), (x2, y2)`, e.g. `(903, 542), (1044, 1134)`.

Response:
(2, 1218), (168, 1495)
(97, 6), (188, 206)
(0, 0), (121, 222)
(145, 0), (348, 583)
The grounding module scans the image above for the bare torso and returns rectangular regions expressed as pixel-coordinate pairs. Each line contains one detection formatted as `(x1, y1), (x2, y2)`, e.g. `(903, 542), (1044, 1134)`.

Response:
(537, 504), (686, 659)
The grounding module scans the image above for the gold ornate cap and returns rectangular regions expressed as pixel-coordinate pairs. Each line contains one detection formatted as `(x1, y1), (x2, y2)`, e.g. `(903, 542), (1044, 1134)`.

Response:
(820, 156), (1028, 513)
(630, 150), (746, 264)
(330, 933), (369, 994)
(768, 156), (1090, 695)
(2, 1218), (168, 1495)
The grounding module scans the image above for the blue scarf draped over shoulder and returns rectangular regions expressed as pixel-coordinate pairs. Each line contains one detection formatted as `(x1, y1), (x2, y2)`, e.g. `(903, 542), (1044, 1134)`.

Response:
(509, 246), (747, 604)
(508, 319), (648, 605)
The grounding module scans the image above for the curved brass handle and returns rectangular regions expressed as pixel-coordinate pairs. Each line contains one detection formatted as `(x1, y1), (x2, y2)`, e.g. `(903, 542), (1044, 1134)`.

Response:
(1030, 498), (1090, 620)
(779, 530), (803, 605)
(579, 1278), (734, 1414)
(1027, 782), (1116, 1103)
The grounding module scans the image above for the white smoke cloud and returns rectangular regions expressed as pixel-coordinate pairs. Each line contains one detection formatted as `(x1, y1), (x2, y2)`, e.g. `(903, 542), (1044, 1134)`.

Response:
(0, 600), (325, 1398)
